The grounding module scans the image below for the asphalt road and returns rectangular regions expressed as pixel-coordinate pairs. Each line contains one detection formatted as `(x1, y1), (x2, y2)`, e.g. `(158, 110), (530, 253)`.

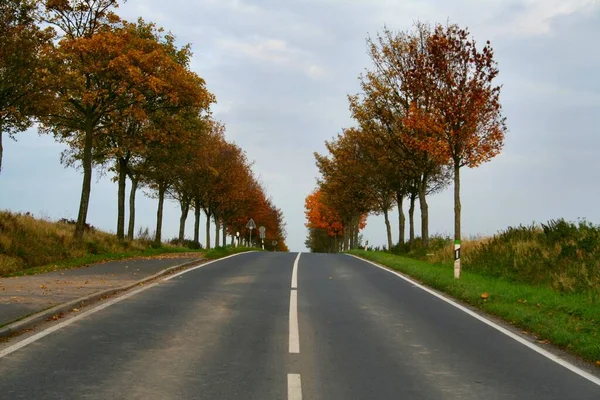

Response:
(0, 252), (598, 399)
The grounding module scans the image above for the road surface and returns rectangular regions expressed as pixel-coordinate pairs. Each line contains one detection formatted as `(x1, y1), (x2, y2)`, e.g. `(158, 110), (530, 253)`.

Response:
(0, 252), (598, 399)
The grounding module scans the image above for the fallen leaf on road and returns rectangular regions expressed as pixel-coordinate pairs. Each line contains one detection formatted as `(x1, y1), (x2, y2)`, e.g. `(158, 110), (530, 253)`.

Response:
(72, 308), (79, 312)
(48, 312), (65, 321)
(40, 284), (48, 289)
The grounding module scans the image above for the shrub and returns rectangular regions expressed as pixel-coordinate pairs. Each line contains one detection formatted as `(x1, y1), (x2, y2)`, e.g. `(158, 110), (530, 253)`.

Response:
(415, 219), (600, 292)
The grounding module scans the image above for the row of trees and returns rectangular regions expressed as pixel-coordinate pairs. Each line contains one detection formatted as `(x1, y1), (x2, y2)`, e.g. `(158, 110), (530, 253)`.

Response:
(1, 0), (288, 251)
(305, 22), (506, 276)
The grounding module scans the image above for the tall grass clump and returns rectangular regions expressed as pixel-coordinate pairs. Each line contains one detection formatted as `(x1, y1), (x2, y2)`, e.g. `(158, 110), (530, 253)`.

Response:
(0, 211), (197, 276)
(422, 219), (600, 292)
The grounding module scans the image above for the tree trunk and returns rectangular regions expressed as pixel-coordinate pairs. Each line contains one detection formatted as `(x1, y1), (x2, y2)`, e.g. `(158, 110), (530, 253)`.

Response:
(127, 175), (138, 241)
(205, 211), (211, 250)
(222, 223), (227, 247)
(154, 182), (166, 245)
(397, 191), (405, 245)
(418, 177), (429, 247)
(343, 225), (349, 251)
(383, 208), (393, 251)
(409, 192), (416, 242)
(116, 157), (128, 241)
(454, 162), (462, 278)
(354, 219), (359, 248)
(178, 198), (190, 246)
(349, 217), (355, 249)
(215, 216), (221, 248)
(334, 235), (338, 253)
(193, 199), (201, 247)
(74, 127), (94, 242)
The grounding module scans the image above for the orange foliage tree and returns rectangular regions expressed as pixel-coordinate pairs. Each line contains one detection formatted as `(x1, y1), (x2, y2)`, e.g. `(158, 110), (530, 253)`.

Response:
(304, 189), (366, 253)
(0, 0), (54, 173)
(403, 24), (506, 277)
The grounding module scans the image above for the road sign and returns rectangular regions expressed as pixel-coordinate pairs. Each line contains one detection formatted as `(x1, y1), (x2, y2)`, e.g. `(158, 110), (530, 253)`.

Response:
(246, 219), (256, 245)
(259, 226), (266, 239)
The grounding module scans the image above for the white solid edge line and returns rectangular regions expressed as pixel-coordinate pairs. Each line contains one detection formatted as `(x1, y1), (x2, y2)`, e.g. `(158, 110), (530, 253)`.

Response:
(347, 254), (600, 387)
(0, 283), (158, 359)
(164, 251), (257, 281)
(0, 251), (255, 359)
(289, 290), (300, 354)
(287, 373), (302, 400)
(291, 252), (301, 289)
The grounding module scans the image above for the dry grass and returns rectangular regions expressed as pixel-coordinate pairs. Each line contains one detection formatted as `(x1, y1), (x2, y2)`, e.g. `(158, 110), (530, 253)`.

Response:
(426, 236), (493, 265)
(0, 210), (168, 276)
(417, 220), (600, 292)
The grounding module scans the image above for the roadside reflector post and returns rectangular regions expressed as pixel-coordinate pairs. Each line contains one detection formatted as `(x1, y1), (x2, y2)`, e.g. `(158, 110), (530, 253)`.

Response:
(454, 240), (461, 279)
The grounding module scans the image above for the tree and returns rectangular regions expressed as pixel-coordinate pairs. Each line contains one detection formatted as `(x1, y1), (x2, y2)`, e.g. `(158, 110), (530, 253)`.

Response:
(39, 0), (126, 241)
(348, 24), (451, 247)
(103, 20), (213, 241)
(405, 24), (506, 277)
(305, 189), (366, 253)
(315, 133), (374, 251)
(0, 0), (53, 173)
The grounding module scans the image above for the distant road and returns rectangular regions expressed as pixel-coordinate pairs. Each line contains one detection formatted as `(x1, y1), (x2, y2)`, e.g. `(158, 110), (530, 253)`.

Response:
(0, 252), (598, 399)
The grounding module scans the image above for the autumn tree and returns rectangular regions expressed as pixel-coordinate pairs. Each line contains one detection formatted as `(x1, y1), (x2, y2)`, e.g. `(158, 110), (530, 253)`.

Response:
(39, 0), (127, 241)
(315, 132), (374, 251)
(0, 0), (53, 173)
(305, 188), (366, 253)
(304, 189), (343, 252)
(405, 24), (506, 277)
(101, 20), (214, 241)
(349, 23), (451, 247)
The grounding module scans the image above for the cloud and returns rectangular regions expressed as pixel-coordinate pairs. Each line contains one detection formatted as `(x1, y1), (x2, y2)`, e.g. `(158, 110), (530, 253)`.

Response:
(482, 0), (600, 37)
(217, 36), (326, 79)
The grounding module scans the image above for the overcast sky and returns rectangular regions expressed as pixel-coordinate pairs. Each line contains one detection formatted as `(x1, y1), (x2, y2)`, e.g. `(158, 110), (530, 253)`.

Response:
(3, 0), (600, 251)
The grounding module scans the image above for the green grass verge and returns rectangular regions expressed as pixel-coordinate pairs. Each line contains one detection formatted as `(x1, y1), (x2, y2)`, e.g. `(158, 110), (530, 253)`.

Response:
(348, 249), (600, 364)
(6, 247), (203, 277)
(203, 246), (263, 260)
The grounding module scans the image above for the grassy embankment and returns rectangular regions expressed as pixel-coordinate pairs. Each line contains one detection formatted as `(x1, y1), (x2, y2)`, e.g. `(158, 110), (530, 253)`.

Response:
(350, 219), (600, 364)
(0, 210), (205, 277)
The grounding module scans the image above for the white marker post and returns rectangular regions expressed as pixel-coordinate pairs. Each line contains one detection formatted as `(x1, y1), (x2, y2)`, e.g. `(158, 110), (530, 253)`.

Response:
(454, 240), (461, 279)
(259, 226), (266, 250)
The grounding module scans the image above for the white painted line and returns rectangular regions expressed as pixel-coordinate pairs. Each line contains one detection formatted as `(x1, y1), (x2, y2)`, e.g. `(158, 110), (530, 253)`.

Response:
(287, 373), (303, 400)
(0, 251), (255, 359)
(289, 290), (300, 354)
(291, 252), (301, 289)
(347, 254), (600, 387)
(0, 283), (158, 359)
(164, 251), (256, 281)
